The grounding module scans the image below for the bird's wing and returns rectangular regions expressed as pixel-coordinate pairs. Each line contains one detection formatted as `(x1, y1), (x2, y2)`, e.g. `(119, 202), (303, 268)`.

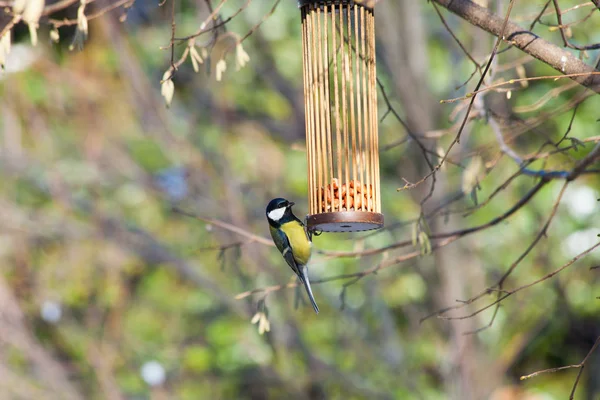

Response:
(270, 226), (302, 276)
(300, 215), (312, 241)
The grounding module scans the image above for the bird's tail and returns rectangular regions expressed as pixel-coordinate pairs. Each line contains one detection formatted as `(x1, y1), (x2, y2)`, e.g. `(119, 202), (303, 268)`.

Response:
(299, 266), (319, 314)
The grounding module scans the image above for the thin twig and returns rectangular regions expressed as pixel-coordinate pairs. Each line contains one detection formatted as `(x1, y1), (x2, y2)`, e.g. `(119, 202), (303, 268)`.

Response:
(520, 336), (600, 400)
(235, 236), (460, 300)
(437, 242), (600, 321)
(172, 207), (275, 247)
(49, 0), (133, 27)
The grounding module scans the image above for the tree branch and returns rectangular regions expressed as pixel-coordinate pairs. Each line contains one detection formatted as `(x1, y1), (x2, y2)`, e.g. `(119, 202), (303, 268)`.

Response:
(432, 0), (600, 94)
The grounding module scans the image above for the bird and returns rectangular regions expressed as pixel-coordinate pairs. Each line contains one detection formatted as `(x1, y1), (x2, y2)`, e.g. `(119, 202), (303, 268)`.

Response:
(266, 198), (319, 314)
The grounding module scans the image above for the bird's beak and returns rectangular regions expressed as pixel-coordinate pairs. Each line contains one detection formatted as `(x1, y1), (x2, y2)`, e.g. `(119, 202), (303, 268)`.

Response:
(288, 201), (295, 207)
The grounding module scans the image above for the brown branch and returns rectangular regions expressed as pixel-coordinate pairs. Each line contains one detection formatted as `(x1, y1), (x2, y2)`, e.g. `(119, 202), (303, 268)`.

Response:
(325, 179), (548, 259)
(432, 0), (600, 94)
(177, 137), (598, 264)
(434, 179), (547, 239)
(169, 0), (176, 68)
(567, 142), (600, 179)
(438, 241), (600, 321)
(172, 207), (275, 247)
(393, 0), (519, 196)
(173, 0), (251, 42)
(551, 0), (600, 50)
(42, 0), (80, 16)
(0, 15), (20, 39)
(520, 336), (600, 400)
(440, 180), (570, 332)
(233, 0), (280, 45)
(49, 0), (133, 27)
(454, 0), (515, 147)
(425, 138), (600, 322)
(234, 236), (461, 300)
(441, 72), (600, 104)
(377, 78), (437, 204)
(497, 181), (567, 287)
(431, 0), (481, 85)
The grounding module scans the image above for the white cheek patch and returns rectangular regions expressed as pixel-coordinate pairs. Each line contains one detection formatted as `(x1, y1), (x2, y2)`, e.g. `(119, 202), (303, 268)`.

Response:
(268, 207), (286, 221)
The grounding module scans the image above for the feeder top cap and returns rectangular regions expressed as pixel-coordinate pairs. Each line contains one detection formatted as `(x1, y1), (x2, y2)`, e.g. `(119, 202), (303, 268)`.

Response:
(297, 0), (375, 10)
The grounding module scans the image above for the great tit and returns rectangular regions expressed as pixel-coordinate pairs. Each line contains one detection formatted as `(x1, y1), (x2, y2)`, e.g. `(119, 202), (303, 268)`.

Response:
(266, 198), (319, 314)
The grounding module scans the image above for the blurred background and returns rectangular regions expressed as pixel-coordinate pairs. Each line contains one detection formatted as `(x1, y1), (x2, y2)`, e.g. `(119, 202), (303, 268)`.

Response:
(0, 0), (599, 399)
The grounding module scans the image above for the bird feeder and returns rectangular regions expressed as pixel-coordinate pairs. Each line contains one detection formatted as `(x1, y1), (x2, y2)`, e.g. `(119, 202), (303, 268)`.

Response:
(299, 0), (383, 232)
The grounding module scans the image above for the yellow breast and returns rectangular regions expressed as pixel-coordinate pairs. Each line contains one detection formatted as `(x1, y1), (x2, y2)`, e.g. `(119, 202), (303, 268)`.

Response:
(283, 222), (312, 265)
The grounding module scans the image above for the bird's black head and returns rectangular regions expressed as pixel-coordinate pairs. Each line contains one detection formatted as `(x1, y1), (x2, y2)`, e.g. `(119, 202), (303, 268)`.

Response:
(266, 198), (295, 224)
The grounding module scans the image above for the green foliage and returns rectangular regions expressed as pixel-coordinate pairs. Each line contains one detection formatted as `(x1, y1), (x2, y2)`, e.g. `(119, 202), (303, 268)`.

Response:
(127, 139), (171, 173)
(0, 1), (599, 399)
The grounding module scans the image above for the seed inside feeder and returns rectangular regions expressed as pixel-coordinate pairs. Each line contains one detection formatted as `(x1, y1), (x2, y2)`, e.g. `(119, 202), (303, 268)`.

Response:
(319, 178), (375, 212)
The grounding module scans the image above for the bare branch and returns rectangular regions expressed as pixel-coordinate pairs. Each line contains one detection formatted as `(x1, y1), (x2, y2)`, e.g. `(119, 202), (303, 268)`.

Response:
(437, 241), (600, 321)
(433, 0), (600, 93)
(172, 207), (275, 247)
(520, 336), (600, 400)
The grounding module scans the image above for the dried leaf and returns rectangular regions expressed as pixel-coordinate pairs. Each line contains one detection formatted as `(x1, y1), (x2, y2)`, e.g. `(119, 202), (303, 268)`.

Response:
(215, 59), (226, 82)
(418, 231), (431, 256)
(12, 0), (27, 14)
(27, 23), (38, 46)
(69, 3), (88, 51)
(22, 0), (44, 25)
(161, 70), (175, 108)
(50, 28), (60, 43)
(77, 4), (89, 37)
(462, 156), (483, 196)
(17, 0), (45, 45)
(235, 42), (250, 70)
(257, 312), (270, 335)
(0, 30), (11, 69)
(189, 45), (204, 73)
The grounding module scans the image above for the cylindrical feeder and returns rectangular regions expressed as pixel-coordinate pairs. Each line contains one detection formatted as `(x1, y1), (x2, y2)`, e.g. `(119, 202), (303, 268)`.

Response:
(299, 0), (383, 232)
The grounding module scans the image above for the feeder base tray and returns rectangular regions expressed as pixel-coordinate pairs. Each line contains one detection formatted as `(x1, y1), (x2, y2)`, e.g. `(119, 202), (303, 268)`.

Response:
(307, 211), (384, 232)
